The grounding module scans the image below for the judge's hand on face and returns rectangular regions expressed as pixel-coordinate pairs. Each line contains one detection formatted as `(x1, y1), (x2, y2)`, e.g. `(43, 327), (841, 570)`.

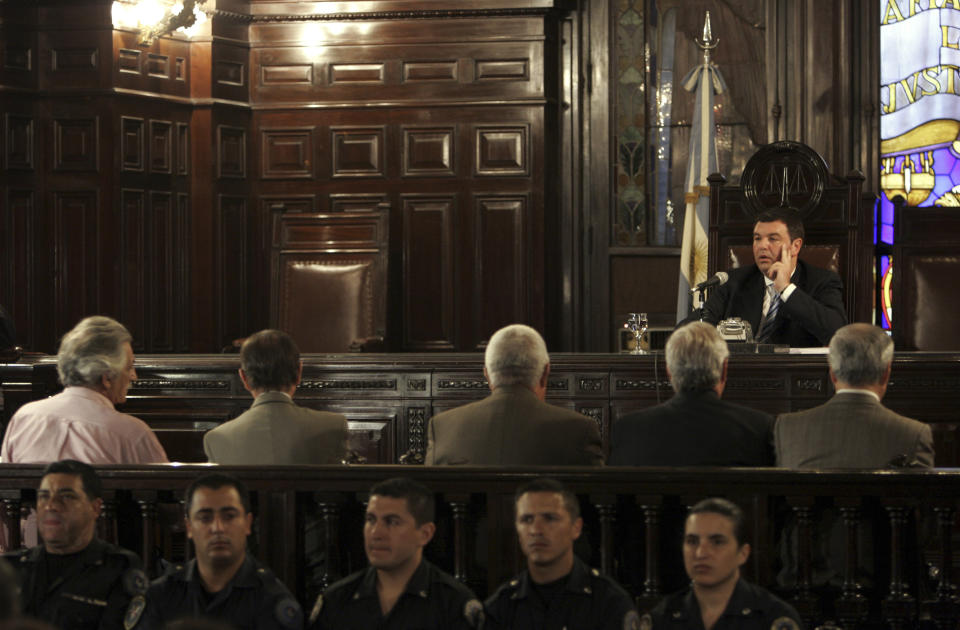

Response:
(766, 241), (797, 293)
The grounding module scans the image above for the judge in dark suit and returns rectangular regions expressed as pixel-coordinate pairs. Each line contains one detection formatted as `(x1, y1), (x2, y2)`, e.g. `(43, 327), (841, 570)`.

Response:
(608, 322), (774, 466)
(691, 207), (847, 347)
(204, 329), (348, 465)
(775, 323), (934, 468)
(425, 324), (602, 466)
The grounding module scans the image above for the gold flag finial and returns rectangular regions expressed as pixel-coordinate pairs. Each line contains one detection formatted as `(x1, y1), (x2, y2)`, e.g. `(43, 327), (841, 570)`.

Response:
(695, 11), (720, 64)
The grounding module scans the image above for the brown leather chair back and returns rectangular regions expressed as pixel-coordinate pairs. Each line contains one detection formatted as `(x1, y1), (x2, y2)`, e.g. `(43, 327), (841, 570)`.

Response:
(892, 203), (960, 350)
(272, 212), (388, 352)
(726, 244), (840, 273)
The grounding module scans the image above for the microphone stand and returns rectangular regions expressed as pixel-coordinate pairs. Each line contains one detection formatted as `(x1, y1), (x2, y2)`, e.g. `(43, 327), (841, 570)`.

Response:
(695, 286), (707, 322)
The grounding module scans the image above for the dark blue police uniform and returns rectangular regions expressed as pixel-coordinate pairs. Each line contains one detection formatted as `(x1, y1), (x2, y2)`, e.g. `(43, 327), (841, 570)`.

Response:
(484, 556), (638, 630)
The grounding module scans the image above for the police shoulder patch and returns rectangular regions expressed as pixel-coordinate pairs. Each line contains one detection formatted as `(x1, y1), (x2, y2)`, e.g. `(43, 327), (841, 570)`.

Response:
(308, 594), (323, 626)
(464, 598), (484, 629)
(123, 595), (146, 630)
(122, 568), (149, 596)
(274, 597), (303, 630)
(623, 610), (641, 630)
(770, 617), (800, 630)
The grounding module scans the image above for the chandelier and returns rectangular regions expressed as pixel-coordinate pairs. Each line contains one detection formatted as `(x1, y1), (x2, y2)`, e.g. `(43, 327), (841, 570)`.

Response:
(111, 0), (213, 46)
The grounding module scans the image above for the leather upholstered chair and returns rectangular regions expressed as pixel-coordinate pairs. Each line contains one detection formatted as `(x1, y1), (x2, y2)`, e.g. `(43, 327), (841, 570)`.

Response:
(707, 141), (875, 323)
(892, 202), (960, 350)
(725, 244), (840, 274)
(271, 211), (388, 353)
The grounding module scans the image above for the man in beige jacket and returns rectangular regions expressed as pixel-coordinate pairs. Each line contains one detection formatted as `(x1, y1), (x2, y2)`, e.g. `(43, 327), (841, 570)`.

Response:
(204, 329), (348, 464)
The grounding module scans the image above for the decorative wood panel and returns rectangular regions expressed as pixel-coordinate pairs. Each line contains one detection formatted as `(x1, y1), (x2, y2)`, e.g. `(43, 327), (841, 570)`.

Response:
(176, 123), (189, 175)
(215, 60), (245, 86)
(475, 125), (528, 176)
(261, 128), (313, 179)
(329, 194), (388, 213)
(119, 189), (147, 349)
(331, 127), (384, 178)
(5, 114), (34, 170)
(475, 59), (529, 81)
(217, 125), (246, 179)
(3, 190), (34, 349)
(475, 195), (526, 346)
(175, 193), (190, 350)
(402, 127), (454, 177)
(252, 35), (542, 104)
(330, 63), (384, 84)
(149, 120), (172, 174)
(402, 61), (457, 83)
(54, 117), (99, 172)
(52, 191), (98, 335)
(402, 196), (456, 350)
(345, 412), (397, 465)
(147, 53), (168, 78)
(261, 64), (313, 85)
(217, 195), (248, 346)
(121, 117), (144, 172)
(51, 48), (98, 71)
(175, 58), (185, 81)
(149, 191), (175, 351)
(4, 46), (32, 71)
(118, 48), (140, 74)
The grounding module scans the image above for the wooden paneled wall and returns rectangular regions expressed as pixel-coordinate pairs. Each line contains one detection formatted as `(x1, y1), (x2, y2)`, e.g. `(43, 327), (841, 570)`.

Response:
(247, 8), (551, 351)
(0, 0), (559, 353)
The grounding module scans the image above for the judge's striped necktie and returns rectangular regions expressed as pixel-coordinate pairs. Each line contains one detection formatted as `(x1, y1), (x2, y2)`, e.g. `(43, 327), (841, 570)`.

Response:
(756, 285), (781, 343)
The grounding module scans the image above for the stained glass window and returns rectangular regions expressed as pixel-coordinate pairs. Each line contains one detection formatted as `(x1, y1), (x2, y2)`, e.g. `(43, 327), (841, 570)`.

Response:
(614, 1), (763, 248)
(879, 0), (960, 328)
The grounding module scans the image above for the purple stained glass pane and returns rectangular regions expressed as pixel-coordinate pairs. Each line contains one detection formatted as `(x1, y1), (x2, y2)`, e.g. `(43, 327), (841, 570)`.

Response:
(880, 198), (893, 226)
(881, 224), (894, 244)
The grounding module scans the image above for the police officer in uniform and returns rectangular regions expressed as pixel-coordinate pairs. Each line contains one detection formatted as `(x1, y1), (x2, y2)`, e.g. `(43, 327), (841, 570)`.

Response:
(648, 498), (802, 630)
(308, 478), (481, 630)
(485, 478), (638, 630)
(4, 460), (147, 630)
(136, 473), (301, 630)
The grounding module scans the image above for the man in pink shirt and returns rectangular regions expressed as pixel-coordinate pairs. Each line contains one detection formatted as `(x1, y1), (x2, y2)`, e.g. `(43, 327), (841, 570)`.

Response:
(1, 316), (168, 464)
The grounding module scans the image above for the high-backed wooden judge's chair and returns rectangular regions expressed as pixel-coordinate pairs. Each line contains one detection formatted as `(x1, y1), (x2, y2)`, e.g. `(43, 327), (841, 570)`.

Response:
(707, 141), (874, 324)
(271, 211), (388, 353)
(892, 202), (960, 350)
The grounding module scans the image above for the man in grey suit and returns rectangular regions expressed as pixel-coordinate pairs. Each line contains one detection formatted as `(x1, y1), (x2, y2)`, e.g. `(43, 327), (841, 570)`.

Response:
(775, 323), (934, 588)
(775, 323), (934, 468)
(425, 324), (602, 465)
(204, 329), (349, 464)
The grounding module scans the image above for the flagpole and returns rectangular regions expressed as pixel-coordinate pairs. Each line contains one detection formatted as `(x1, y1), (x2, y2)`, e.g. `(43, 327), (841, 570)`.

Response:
(675, 11), (726, 324)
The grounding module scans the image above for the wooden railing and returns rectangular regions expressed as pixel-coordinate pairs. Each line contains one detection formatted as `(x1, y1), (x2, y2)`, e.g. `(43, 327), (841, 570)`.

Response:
(0, 465), (957, 629)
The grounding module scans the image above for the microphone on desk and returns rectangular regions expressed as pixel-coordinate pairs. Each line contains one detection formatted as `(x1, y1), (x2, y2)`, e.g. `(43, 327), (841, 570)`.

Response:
(690, 271), (729, 292)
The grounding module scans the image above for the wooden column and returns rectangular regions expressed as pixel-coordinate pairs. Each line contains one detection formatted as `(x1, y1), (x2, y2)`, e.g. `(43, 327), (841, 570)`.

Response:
(0, 492), (21, 551)
(445, 493), (471, 585)
(881, 501), (915, 629)
(314, 493), (343, 591)
(134, 491), (158, 576)
(591, 494), (617, 577)
(96, 490), (118, 545)
(922, 502), (960, 630)
(635, 496), (662, 612)
(834, 499), (867, 626)
(787, 497), (818, 627)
